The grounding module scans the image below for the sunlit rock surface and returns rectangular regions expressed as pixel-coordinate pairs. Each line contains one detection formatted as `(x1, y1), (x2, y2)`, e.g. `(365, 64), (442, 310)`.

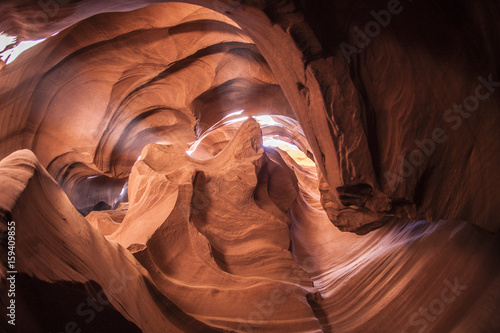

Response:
(0, 1), (499, 332)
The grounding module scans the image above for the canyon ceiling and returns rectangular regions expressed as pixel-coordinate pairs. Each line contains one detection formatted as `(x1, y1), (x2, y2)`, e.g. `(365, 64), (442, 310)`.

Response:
(0, 0), (499, 332)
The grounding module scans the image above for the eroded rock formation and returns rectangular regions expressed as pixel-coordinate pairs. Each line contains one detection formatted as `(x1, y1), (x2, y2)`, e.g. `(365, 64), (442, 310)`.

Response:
(0, 1), (499, 332)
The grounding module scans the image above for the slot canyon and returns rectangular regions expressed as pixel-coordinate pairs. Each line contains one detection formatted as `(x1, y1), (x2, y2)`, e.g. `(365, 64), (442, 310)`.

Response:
(0, 0), (499, 332)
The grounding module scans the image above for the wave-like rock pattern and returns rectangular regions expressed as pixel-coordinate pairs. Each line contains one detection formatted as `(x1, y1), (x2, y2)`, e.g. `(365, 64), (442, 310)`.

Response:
(0, 149), (215, 332)
(1, 0), (499, 233)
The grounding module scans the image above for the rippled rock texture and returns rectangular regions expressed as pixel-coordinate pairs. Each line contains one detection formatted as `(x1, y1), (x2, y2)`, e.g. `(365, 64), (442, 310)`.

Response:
(0, 1), (499, 332)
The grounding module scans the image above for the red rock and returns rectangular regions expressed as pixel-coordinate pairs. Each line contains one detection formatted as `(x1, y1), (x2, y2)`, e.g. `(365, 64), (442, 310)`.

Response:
(0, 1), (499, 332)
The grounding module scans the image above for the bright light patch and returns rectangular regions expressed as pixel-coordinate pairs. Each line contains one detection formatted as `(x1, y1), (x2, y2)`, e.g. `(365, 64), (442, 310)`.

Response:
(0, 33), (47, 64)
(263, 138), (299, 150)
(263, 137), (315, 167)
(254, 115), (276, 126)
(0, 33), (16, 49)
(187, 112), (314, 166)
(222, 110), (244, 120)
